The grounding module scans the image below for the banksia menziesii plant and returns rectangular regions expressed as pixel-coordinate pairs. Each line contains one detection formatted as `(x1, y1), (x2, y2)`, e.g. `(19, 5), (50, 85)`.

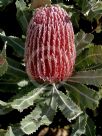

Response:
(25, 5), (76, 83)
(0, 0), (102, 135)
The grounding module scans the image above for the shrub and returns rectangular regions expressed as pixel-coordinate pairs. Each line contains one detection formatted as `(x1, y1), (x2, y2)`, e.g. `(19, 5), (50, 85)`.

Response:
(0, 0), (102, 135)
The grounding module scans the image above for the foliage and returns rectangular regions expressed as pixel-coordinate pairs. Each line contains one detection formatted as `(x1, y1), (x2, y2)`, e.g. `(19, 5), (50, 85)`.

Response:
(5, 127), (15, 136)
(0, 0), (102, 136)
(0, 42), (8, 77)
(71, 113), (87, 136)
(0, 0), (13, 10)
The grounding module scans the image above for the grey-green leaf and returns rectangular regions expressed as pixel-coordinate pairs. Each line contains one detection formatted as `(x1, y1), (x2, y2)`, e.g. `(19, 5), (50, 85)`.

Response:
(76, 45), (102, 71)
(0, 0), (13, 9)
(71, 113), (87, 136)
(53, 85), (82, 121)
(0, 33), (24, 57)
(41, 87), (57, 121)
(5, 127), (15, 136)
(0, 100), (7, 106)
(87, 1), (102, 20)
(69, 69), (102, 86)
(64, 82), (99, 110)
(75, 30), (94, 56)
(0, 129), (6, 136)
(21, 106), (51, 135)
(10, 86), (46, 112)
(85, 117), (96, 136)
(0, 100), (12, 115)
(15, 0), (29, 34)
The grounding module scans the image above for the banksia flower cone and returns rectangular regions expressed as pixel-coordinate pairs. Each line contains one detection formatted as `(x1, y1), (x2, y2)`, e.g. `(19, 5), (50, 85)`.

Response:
(25, 5), (76, 83)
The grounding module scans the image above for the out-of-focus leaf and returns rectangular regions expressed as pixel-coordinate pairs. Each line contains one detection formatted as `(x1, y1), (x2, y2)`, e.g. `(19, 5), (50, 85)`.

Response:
(87, 1), (102, 20)
(0, 43), (8, 77)
(85, 117), (96, 136)
(0, 81), (23, 93)
(16, 0), (32, 34)
(69, 69), (102, 86)
(0, 59), (27, 83)
(0, 100), (7, 106)
(6, 65), (27, 82)
(5, 127), (15, 136)
(7, 57), (23, 70)
(0, 32), (24, 57)
(0, 100), (12, 115)
(0, 0), (13, 10)
(31, 0), (51, 9)
(64, 82), (99, 110)
(76, 45), (102, 71)
(73, 0), (90, 13)
(0, 107), (12, 115)
(11, 126), (24, 136)
(95, 24), (102, 33)
(0, 129), (6, 136)
(71, 12), (80, 28)
(1, 57), (28, 83)
(0, 58), (8, 77)
(75, 30), (94, 56)
(71, 113), (87, 136)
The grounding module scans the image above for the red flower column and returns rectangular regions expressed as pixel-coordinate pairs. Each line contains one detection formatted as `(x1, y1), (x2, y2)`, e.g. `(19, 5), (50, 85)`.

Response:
(25, 5), (76, 83)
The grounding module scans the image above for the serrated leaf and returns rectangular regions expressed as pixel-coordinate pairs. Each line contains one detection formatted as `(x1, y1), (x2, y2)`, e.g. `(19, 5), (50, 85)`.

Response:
(21, 107), (41, 135)
(21, 106), (51, 135)
(10, 86), (46, 112)
(87, 1), (102, 20)
(5, 127), (15, 136)
(85, 117), (96, 136)
(75, 30), (94, 56)
(0, 100), (12, 115)
(0, 33), (24, 57)
(71, 113), (87, 136)
(53, 85), (82, 121)
(15, 0), (29, 34)
(76, 45), (102, 71)
(41, 87), (57, 121)
(0, 83), (35, 115)
(64, 82), (99, 110)
(69, 69), (102, 86)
